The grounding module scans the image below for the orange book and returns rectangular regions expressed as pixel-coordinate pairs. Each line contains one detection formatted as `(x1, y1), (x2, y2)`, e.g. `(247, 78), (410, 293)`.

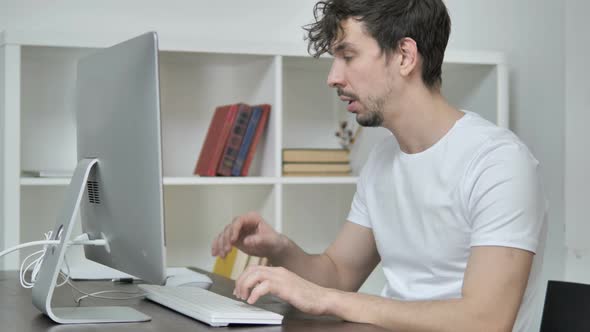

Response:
(194, 104), (239, 176)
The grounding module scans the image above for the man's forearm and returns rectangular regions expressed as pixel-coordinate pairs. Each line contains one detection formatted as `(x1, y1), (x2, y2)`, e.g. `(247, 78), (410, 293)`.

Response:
(268, 235), (341, 289)
(324, 290), (516, 332)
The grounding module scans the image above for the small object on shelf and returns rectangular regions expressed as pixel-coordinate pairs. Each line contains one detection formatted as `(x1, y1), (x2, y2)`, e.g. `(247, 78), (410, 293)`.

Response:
(22, 169), (73, 178)
(335, 120), (362, 150)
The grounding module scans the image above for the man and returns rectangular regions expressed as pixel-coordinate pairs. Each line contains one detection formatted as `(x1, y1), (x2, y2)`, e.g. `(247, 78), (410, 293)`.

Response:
(211, 0), (546, 331)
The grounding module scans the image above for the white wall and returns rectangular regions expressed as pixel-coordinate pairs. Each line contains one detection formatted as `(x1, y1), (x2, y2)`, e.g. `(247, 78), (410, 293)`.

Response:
(564, 0), (590, 282)
(0, 0), (570, 329)
(446, 1), (566, 329)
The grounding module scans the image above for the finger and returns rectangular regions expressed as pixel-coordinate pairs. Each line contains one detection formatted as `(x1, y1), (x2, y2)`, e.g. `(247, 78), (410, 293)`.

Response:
(243, 234), (259, 247)
(247, 280), (272, 304)
(211, 233), (221, 256)
(216, 233), (227, 258)
(234, 266), (257, 299)
(231, 213), (261, 242)
(235, 266), (268, 300)
(222, 224), (233, 254)
(229, 216), (245, 244)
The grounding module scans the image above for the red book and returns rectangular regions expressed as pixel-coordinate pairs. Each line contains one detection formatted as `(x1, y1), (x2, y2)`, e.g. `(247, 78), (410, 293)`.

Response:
(217, 104), (252, 176)
(240, 104), (271, 176)
(194, 104), (239, 176)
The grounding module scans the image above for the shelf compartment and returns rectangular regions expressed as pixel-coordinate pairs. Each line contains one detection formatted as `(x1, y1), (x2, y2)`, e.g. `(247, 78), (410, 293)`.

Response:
(159, 51), (278, 178)
(163, 184), (275, 270)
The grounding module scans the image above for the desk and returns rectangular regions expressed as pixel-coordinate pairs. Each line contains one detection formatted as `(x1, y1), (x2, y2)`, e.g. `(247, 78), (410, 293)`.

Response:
(0, 269), (388, 332)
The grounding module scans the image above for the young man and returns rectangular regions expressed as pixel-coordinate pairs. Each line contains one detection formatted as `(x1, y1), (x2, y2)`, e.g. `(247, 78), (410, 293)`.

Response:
(211, 1), (546, 331)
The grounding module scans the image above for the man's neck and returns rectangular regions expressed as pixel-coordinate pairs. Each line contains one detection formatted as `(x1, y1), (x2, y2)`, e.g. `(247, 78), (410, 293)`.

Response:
(383, 87), (463, 154)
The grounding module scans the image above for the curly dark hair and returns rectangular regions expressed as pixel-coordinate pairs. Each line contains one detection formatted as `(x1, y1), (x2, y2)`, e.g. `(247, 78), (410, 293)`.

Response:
(303, 0), (451, 89)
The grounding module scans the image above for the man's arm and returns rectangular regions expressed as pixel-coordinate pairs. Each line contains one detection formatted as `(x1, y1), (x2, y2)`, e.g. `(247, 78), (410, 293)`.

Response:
(324, 245), (533, 332)
(271, 221), (380, 291)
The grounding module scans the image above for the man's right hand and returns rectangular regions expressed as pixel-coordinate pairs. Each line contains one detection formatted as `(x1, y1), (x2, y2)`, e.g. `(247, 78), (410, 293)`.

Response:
(211, 211), (286, 260)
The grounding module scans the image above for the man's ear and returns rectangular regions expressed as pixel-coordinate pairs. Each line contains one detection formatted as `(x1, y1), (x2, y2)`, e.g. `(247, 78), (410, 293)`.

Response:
(398, 37), (418, 77)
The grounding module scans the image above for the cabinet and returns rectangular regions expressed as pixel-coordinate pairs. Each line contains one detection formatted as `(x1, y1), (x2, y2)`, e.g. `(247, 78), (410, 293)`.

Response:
(0, 30), (508, 295)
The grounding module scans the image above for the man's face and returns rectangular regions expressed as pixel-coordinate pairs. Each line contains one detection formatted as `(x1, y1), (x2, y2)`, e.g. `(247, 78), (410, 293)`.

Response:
(327, 18), (399, 127)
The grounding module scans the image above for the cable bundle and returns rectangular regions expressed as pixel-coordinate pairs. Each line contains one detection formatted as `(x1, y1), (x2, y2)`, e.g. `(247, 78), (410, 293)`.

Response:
(2, 231), (145, 303)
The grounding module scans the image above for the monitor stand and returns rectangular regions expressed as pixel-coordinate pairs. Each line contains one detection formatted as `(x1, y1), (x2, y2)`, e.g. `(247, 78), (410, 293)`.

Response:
(31, 158), (151, 324)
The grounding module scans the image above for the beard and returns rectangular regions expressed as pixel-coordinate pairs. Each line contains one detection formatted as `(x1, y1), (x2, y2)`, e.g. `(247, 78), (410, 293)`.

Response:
(356, 95), (385, 127)
(337, 88), (386, 127)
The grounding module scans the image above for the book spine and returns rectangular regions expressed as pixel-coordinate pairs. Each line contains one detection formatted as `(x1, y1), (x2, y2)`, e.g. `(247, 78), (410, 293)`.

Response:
(230, 249), (250, 280)
(231, 106), (262, 176)
(282, 149), (350, 163)
(240, 104), (271, 176)
(282, 163), (351, 173)
(217, 104), (252, 176)
(194, 105), (238, 176)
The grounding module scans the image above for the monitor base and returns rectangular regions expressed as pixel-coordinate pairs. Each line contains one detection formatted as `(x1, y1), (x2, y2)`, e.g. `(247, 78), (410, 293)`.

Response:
(31, 158), (151, 324)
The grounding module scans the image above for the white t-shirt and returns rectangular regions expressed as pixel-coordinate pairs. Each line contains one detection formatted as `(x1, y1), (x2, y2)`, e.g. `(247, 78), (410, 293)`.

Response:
(347, 111), (547, 332)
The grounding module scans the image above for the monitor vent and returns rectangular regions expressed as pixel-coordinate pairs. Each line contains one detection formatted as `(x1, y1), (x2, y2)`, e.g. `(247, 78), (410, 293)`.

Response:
(87, 181), (101, 204)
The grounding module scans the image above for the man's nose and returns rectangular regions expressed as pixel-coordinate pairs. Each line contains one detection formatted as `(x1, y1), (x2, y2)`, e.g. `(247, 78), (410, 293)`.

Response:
(327, 60), (344, 88)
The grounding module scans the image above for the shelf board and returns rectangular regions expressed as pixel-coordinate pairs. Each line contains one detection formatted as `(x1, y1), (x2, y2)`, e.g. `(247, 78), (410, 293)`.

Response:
(20, 177), (71, 186)
(0, 29), (307, 57)
(20, 176), (279, 186)
(2, 29), (506, 65)
(20, 176), (359, 186)
(162, 177), (278, 186)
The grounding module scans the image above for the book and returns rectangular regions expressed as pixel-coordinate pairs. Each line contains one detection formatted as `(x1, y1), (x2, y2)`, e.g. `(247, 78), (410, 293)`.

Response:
(282, 172), (352, 177)
(282, 148), (350, 163)
(231, 105), (261, 176)
(217, 103), (252, 176)
(232, 104), (271, 176)
(212, 246), (238, 279)
(245, 255), (261, 267)
(282, 163), (351, 173)
(194, 104), (239, 176)
(230, 248), (250, 280)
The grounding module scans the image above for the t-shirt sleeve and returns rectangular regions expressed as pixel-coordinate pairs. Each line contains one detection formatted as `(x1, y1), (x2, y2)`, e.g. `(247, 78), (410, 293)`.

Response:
(347, 150), (373, 229)
(463, 141), (546, 253)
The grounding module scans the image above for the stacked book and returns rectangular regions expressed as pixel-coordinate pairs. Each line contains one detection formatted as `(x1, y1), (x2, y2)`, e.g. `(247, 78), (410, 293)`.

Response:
(282, 148), (351, 176)
(194, 103), (271, 177)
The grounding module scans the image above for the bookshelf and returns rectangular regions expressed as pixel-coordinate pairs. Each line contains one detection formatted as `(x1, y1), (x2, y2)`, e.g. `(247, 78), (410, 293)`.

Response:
(0, 30), (508, 295)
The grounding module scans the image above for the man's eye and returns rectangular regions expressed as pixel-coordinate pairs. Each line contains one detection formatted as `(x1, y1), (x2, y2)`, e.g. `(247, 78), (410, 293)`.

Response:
(343, 55), (353, 62)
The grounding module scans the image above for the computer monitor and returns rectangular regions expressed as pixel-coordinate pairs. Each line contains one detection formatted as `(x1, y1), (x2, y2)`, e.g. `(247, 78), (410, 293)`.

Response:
(31, 32), (166, 324)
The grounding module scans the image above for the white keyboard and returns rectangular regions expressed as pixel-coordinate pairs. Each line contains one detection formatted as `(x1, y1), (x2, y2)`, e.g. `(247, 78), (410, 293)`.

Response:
(138, 284), (283, 327)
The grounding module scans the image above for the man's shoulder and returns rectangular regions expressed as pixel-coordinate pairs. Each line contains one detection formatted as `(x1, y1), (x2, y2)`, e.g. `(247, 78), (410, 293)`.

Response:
(453, 112), (537, 164)
(454, 111), (516, 146)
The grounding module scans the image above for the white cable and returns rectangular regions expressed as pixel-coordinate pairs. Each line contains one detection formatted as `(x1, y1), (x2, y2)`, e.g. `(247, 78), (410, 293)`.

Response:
(19, 250), (44, 288)
(1, 231), (108, 289)
(0, 240), (59, 257)
(59, 251), (145, 303)
(67, 280), (145, 303)
(4, 231), (144, 302)
(0, 235), (107, 258)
